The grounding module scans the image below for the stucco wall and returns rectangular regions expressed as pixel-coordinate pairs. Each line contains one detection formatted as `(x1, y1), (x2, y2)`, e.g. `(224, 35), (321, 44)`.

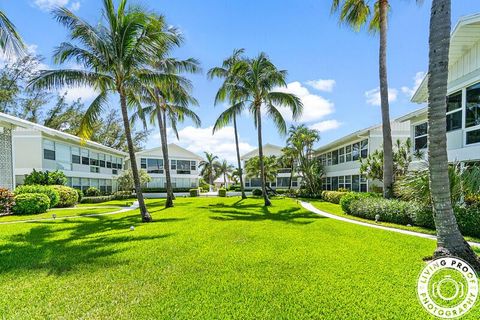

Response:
(0, 128), (14, 190)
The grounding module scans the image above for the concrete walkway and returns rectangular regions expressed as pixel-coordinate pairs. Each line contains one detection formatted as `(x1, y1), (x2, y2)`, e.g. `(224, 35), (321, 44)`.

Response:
(0, 201), (139, 225)
(300, 201), (480, 248)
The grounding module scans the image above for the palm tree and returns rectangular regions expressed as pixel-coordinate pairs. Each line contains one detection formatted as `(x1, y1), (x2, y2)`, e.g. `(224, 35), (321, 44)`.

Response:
(133, 63), (201, 208)
(218, 160), (234, 189)
(245, 155), (280, 189)
(331, 0), (401, 198)
(199, 152), (221, 191)
(28, 0), (181, 222)
(426, 0), (480, 268)
(0, 10), (25, 57)
(213, 53), (303, 206)
(208, 49), (248, 199)
(280, 146), (297, 189)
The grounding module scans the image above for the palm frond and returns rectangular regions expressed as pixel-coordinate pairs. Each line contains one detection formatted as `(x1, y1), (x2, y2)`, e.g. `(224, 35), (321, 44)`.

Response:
(78, 92), (108, 139)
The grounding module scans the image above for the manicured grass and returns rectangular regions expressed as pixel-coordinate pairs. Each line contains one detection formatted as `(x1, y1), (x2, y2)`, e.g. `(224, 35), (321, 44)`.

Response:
(308, 199), (480, 244)
(0, 197), (479, 319)
(0, 207), (120, 223)
(76, 199), (136, 207)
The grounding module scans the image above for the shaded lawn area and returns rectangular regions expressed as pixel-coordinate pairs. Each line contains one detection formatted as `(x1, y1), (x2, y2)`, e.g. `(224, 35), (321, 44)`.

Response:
(75, 199), (137, 207)
(308, 199), (480, 244)
(0, 197), (479, 319)
(0, 207), (120, 223)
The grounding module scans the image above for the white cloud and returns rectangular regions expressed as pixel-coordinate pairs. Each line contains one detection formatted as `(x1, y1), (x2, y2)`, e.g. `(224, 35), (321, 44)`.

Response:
(0, 43), (49, 70)
(162, 126), (255, 163)
(275, 81), (334, 123)
(401, 71), (426, 98)
(309, 120), (342, 132)
(306, 79), (336, 92)
(365, 87), (398, 106)
(61, 86), (99, 103)
(33, 0), (79, 11)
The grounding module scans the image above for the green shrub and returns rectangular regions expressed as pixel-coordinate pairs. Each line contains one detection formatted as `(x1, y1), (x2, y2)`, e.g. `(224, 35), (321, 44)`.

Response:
(15, 185), (59, 208)
(190, 189), (199, 197)
(340, 192), (380, 214)
(454, 205), (480, 238)
(321, 191), (348, 204)
(234, 187), (242, 192)
(13, 193), (50, 215)
(142, 187), (191, 193)
(113, 191), (132, 200)
(0, 188), (15, 214)
(276, 188), (288, 195)
(413, 206), (435, 229)
(84, 187), (101, 197)
(252, 189), (262, 196)
(81, 195), (114, 204)
(75, 189), (84, 202)
(24, 169), (67, 186)
(49, 185), (78, 207)
(348, 197), (424, 225)
(218, 188), (227, 197)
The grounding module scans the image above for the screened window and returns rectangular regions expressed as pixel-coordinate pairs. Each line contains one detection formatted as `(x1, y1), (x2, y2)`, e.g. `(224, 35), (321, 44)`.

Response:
(414, 122), (428, 151)
(360, 140), (368, 158)
(81, 149), (89, 165)
(332, 150), (338, 165)
(446, 91), (462, 132)
(344, 175), (352, 191)
(140, 158), (147, 169)
(352, 175), (360, 192)
(190, 161), (196, 171)
(466, 130), (480, 145)
(466, 83), (480, 128)
(171, 160), (177, 170)
(147, 159), (163, 174)
(345, 145), (352, 162)
(177, 160), (191, 174)
(326, 152), (332, 166)
(332, 177), (338, 191)
(99, 154), (106, 168)
(72, 147), (80, 164)
(43, 139), (55, 160)
(360, 175), (368, 192)
(338, 148), (345, 164)
(338, 176), (345, 189)
(352, 143), (359, 161)
(56, 143), (71, 170)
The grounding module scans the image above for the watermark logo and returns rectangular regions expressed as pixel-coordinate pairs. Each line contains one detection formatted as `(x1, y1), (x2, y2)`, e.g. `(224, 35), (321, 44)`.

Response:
(417, 257), (478, 319)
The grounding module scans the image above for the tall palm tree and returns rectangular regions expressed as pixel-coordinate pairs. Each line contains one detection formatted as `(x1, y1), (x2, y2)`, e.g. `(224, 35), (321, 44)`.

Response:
(213, 53), (303, 206)
(245, 155), (280, 188)
(426, 0), (480, 268)
(280, 146), (297, 189)
(199, 152), (221, 192)
(28, 0), (181, 222)
(218, 160), (234, 189)
(0, 10), (25, 57)
(331, 0), (397, 198)
(133, 62), (201, 208)
(208, 49), (247, 199)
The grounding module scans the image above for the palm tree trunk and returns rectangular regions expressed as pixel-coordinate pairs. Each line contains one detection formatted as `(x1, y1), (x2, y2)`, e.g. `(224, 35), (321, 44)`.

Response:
(379, 0), (394, 199)
(427, 0), (479, 268)
(119, 91), (151, 222)
(289, 162), (294, 190)
(233, 114), (247, 199)
(156, 108), (174, 208)
(256, 108), (271, 206)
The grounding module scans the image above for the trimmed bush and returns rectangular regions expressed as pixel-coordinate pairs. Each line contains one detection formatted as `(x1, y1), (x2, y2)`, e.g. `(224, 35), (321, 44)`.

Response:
(275, 188), (289, 195)
(75, 189), (84, 203)
(453, 205), (480, 238)
(13, 193), (50, 215)
(81, 195), (114, 204)
(113, 191), (132, 200)
(234, 187), (242, 192)
(252, 189), (262, 196)
(15, 185), (59, 208)
(24, 169), (67, 186)
(413, 206), (435, 229)
(321, 191), (348, 204)
(84, 187), (101, 197)
(142, 187), (191, 193)
(49, 185), (78, 207)
(190, 189), (199, 197)
(0, 188), (15, 214)
(340, 192), (380, 214)
(218, 188), (227, 197)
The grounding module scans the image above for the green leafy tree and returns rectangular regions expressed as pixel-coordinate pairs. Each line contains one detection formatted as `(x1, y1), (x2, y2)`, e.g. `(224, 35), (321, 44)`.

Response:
(212, 52), (303, 206)
(217, 160), (234, 189)
(209, 48), (247, 199)
(24, 169), (67, 186)
(28, 0), (177, 222)
(199, 152), (221, 191)
(426, 0), (479, 267)
(245, 156), (279, 187)
(117, 169), (151, 192)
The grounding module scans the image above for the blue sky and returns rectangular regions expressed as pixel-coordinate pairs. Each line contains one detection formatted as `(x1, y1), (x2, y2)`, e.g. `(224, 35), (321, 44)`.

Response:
(2, 0), (479, 162)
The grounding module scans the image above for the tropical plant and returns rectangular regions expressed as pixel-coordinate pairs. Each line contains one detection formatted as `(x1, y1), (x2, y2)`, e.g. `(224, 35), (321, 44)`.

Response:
(28, 0), (175, 222)
(133, 55), (201, 208)
(24, 169), (67, 186)
(426, 0), (479, 267)
(217, 160), (234, 189)
(245, 156), (279, 188)
(199, 152), (221, 191)
(209, 48), (247, 199)
(0, 10), (25, 57)
(212, 53), (303, 205)
(280, 145), (297, 189)
(117, 169), (152, 192)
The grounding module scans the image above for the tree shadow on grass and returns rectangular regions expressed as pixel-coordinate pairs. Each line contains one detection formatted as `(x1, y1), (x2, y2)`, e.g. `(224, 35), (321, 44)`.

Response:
(0, 213), (174, 275)
(208, 202), (324, 225)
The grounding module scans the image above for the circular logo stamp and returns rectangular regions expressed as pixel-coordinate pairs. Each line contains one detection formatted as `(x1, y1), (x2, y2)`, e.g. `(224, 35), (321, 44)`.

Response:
(417, 257), (478, 319)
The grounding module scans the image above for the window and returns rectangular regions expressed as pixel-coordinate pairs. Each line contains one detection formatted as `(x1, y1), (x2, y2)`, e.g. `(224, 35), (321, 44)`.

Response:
(190, 161), (196, 171)
(171, 160), (177, 170)
(72, 147), (80, 164)
(352, 143), (359, 161)
(72, 177), (81, 190)
(90, 166), (99, 173)
(81, 149), (89, 165)
(56, 143), (71, 170)
(106, 155), (112, 168)
(141, 158), (147, 169)
(147, 159), (163, 174)
(338, 176), (345, 189)
(99, 154), (106, 168)
(360, 140), (368, 158)
(277, 177), (291, 187)
(326, 152), (332, 166)
(291, 177), (298, 187)
(338, 148), (345, 164)
(177, 160), (191, 174)
(466, 130), (480, 145)
(360, 175), (368, 192)
(117, 158), (122, 170)
(326, 177), (331, 191)
(320, 154), (326, 166)
(466, 83), (480, 145)
(446, 92), (462, 132)
(345, 145), (352, 162)
(43, 140), (55, 160)
(414, 122), (428, 151)
(352, 175), (360, 192)
(332, 150), (338, 165)
(332, 177), (338, 191)
(344, 175), (352, 191)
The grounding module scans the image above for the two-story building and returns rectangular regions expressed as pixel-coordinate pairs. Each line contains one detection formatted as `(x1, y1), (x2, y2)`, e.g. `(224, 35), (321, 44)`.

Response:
(240, 144), (300, 190)
(9, 114), (127, 193)
(128, 143), (203, 190)
(399, 13), (480, 166)
(314, 121), (411, 192)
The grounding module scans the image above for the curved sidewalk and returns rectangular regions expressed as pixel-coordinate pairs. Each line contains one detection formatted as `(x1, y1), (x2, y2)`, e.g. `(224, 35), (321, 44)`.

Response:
(300, 201), (480, 248)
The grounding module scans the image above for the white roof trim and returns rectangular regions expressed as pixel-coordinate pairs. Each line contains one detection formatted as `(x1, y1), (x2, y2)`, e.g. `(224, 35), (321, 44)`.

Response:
(136, 143), (203, 160)
(240, 143), (283, 160)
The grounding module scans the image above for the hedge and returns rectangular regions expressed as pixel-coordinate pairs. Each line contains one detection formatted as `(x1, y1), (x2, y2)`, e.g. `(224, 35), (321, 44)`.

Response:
(49, 185), (78, 207)
(80, 192), (133, 204)
(189, 189), (199, 197)
(13, 193), (50, 215)
(321, 191), (348, 204)
(454, 205), (480, 238)
(84, 187), (101, 197)
(142, 187), (191, 193)
(252, 189), (262, 196)
(218, 188), (227, 197)
(348, 197), (419, 225)
(339, 192), (380, 214)
(15, 185), (60, 208)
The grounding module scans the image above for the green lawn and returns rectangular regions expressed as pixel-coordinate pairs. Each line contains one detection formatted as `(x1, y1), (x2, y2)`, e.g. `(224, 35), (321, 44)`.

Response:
(0, 207), (120, 223)
(0, 197), (479, 319)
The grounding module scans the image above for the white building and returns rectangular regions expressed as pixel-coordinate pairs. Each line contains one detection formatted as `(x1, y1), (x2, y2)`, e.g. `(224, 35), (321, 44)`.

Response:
(128, 143), (203, 190)
(314, 121), (410, 192)
(240, 144), (299, 189)
(0, 113), (127, 193)
(400, 13), (480, 165)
